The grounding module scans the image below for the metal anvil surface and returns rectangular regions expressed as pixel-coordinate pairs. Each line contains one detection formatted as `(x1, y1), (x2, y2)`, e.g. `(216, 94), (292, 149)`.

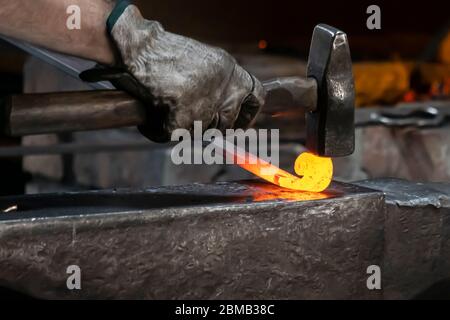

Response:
(0, 179), (449, 299)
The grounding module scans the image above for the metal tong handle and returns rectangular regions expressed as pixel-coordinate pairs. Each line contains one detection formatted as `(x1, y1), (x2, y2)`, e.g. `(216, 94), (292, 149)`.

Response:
(367, 106), (447, 128)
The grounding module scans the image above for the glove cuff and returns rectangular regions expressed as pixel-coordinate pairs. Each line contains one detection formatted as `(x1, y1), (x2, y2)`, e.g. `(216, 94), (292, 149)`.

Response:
(107, 0), (132, 33)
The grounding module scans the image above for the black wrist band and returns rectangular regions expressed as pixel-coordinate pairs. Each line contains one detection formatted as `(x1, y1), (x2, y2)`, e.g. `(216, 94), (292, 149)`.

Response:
(106, 0), (132, 33)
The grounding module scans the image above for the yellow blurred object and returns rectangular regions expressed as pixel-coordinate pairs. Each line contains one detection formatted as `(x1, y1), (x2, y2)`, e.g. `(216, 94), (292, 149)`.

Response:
(353, 62), (412, 107)
(438, 32), (450, 64)
(417, 63), (450, 84)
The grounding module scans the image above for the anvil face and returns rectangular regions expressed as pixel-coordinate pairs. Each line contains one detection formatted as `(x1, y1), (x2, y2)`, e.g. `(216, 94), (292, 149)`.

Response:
(0, 180), (371, 218)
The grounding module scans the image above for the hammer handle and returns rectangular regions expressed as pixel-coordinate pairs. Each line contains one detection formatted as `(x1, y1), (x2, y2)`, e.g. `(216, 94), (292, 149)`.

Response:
(2, 90), (147, 136)
(1, 80), (315, 136)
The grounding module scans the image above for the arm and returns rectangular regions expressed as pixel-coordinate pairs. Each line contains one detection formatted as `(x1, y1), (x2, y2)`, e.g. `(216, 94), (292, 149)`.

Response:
(0, 0), (265, 142)
(0, 0), (117, 65)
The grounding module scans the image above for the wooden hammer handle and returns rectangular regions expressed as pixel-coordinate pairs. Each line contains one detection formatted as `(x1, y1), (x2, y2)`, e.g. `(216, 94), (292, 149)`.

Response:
(2, 90), (147, 136)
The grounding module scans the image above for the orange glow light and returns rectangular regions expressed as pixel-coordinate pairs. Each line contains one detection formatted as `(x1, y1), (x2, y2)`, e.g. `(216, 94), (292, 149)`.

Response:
(258, 40), (268, 50)
(250, 183), (330, 202)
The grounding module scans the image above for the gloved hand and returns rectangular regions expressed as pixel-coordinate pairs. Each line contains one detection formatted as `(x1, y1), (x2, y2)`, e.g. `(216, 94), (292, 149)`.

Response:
(81, 1), (265, 143)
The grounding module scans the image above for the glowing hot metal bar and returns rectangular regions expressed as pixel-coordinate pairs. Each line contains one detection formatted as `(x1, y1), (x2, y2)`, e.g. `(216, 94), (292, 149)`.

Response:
(210, 137), (333, 192)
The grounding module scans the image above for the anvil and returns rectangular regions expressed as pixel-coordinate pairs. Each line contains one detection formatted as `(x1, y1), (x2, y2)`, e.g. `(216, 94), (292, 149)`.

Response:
(0, 179), (449, 299)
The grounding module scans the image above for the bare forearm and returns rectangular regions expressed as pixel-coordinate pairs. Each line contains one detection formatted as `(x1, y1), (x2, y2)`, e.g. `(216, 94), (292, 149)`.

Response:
(0, 0), (116, 65)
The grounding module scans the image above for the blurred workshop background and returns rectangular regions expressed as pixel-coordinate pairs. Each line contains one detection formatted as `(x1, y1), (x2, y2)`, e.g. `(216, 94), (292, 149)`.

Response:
(0, 0), (449, 196)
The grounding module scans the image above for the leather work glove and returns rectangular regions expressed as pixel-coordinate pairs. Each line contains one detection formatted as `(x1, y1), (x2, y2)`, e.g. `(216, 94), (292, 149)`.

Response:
(80, 1), (265, 143)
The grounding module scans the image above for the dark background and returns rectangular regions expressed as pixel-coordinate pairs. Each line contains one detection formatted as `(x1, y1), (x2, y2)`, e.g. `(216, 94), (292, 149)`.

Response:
(136, 0), (449, 59)
(137, 1), (446, 38)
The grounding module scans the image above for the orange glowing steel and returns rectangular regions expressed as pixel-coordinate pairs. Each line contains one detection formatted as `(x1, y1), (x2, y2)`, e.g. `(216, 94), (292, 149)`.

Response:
(238, 152), (333, 193)
(270, 111), (299, 118)
(214, 137), (333, 193)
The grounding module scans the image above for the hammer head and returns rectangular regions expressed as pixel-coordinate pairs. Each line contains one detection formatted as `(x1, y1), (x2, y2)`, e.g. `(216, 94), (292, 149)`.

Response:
(306, 24), (355, 157)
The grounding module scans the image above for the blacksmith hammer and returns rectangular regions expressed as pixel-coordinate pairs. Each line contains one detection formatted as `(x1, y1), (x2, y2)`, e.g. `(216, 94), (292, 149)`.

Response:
(262, 24), (355, 156)
(1, 24), (355, 157)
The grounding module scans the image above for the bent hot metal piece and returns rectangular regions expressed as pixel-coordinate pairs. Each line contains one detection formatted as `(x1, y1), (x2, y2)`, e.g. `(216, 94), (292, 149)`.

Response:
(211, 136), (333, 192)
